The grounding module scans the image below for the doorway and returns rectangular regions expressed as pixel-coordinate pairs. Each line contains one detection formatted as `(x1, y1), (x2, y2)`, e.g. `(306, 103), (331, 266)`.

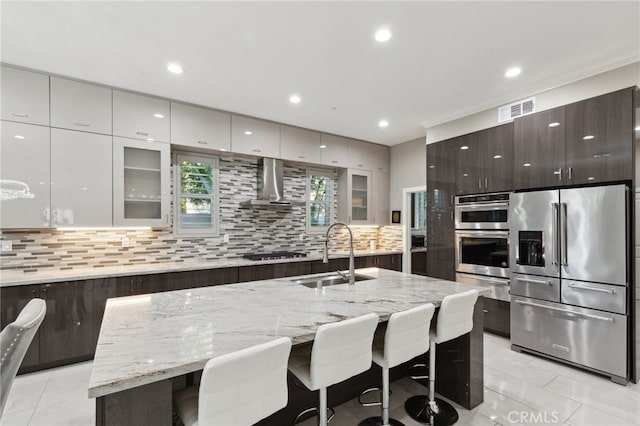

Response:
(401, 186), (427, 274)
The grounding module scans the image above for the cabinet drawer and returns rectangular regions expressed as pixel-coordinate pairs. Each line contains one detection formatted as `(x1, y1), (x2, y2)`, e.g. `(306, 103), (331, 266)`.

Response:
(561, 280), (626, 314)
(1, 66), (49, 126)
(511, 296), (626, 378)
(511, 273), (560, 302)
(51, 77), (112, 134)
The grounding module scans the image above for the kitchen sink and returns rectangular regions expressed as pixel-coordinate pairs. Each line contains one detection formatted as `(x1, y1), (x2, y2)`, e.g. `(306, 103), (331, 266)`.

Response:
(291, 273), (374, 288)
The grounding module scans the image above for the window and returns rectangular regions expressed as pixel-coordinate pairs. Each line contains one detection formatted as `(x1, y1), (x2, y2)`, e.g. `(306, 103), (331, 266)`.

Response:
(306, 169), (333, 232)
(174, 152), (219, 236)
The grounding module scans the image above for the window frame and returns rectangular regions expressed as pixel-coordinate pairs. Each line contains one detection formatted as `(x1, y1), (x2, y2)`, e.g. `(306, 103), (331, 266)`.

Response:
(173, 151), (220, 237)
(306, 168), (333, 233)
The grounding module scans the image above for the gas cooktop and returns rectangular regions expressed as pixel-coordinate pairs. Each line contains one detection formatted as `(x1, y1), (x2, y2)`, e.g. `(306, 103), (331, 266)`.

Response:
(242, 251), (307, 261)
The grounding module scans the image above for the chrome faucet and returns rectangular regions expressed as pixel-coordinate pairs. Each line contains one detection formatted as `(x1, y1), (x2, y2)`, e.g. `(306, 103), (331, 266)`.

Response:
(323, 222), (355, 285)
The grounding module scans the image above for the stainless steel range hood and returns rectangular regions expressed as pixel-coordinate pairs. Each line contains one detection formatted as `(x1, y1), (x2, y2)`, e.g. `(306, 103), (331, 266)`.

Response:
(239, 158), (304, 207)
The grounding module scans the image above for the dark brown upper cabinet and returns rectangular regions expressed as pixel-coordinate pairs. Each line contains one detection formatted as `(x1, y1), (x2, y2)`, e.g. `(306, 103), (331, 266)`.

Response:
(514, 87), (635, 190)
(456, 123), (513, 195)
(514, 106), (566, 190)
(565, 88), (634, 185)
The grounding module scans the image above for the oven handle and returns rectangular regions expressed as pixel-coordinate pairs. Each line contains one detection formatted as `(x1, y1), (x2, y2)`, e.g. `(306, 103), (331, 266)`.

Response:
(455, 230), (509, 238)
(455, 202), (509, 211)
(514, 299), (614, 322)
(514, 277), (551, 286)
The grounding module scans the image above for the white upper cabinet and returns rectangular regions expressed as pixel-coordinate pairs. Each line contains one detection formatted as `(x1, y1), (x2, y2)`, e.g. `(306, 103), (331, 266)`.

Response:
(319, 134), (348, 167)
(113, 90), (170, 142)
(113, 137), (170, 227)
(50, 77), (112, 135)
(1, 66), (50, 126)
(280, 125), (321, 162)
(170, 102), (231, 152)
(0, 122), (51, 228)
(50, 129), (112, 227)
(347, 138), (375, 170)
(231, 115), (280, 158)
(370, 143), (390, 173)
(337, 169), (372, 225)
(372, 171), (390, 225)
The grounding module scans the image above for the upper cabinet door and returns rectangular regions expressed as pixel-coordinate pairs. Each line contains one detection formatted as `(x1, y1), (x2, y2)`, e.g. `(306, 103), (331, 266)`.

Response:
(347, 139), (375, 170)
(280, 125), (320, 162)
(113, 90), (170, 142)
(513, 107), (566, 190)
(50, 77), (112, 135)
(319, 134), (348, 167)
(427, 140), (456, 210)
(0, 122), (51, 228)
(231, 116), (280, 158)
(1, 66), (50, 126)
(565, 88), (634, 185)
(370, 143), (390, 173)
(484, 122), (514, 193)
(51, 129), (112, 227)
(455, 133), (485, 195)
(170, 103), (231, 152)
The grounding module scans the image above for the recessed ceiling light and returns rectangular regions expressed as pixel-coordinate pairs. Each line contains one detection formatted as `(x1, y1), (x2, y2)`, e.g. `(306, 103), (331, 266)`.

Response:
(167, 63), (183, 74)
(244, 130), (253, 136)
(14, 135), (25, 139)
(153, 113), (164, 119)
(583, 135), (595, 140)
(289, 94), (301, 104)
(319, 145), (327, 149)
(374, 28), (392, 42)
(548, 122), (560, 127)
(378, 120), (389, 128)
(523, 163), (531, 167)
(505, 67), (522, 78)
(493, 155), (502, 159)
(460, 145), (469, 150)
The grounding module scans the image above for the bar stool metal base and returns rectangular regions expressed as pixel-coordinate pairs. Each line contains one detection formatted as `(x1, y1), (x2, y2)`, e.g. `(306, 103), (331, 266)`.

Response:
(358, 416), (405, 426)
(404, 395), (459, 426)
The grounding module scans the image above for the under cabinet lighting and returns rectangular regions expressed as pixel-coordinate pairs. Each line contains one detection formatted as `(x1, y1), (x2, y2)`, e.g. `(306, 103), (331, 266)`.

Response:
(56, 226), (152, 231)
(349, 224), (380, 229)
(548, 122), (560, 127)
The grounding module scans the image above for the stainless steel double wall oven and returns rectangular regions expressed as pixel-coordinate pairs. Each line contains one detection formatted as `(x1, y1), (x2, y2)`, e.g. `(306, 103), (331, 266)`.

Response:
(454, 192), (510, 301)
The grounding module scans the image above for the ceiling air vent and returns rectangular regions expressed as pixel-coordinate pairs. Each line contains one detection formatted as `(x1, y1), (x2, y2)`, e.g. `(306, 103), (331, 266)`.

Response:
(498, 97), (536, 123)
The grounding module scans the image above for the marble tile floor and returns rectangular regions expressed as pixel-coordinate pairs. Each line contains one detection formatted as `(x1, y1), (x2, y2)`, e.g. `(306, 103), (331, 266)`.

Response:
(1, 333), (638, 426)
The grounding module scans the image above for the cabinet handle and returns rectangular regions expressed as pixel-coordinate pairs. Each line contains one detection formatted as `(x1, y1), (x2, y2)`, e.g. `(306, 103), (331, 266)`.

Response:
(332, 160), (338, 164)
(357, 164), (364, 168)
(516, 277), (551, 286)
(568, 167), (573, 180)
(478, 179), (482, 190)
(43, 209), (49, 226)
(483, 309), (489, 313)
(298, 155), (305, 159)
(136, 131), (149, 136)
(378, 167), (384, 171)
(485, 178), (488, 189)
(52, 210), (58, 227)
(166, 214), (169, 224)
(568, 283), (615, 294)
(73, 122), (91, 127)
(197, 140), (208, 145)
(252, 149), (261, 153)
(11, 112), (29, 118)
(554, 168), (562, 181)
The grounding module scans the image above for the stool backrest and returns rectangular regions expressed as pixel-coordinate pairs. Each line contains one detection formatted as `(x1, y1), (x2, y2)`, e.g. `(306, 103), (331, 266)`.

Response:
(198, 336), (292, 426)
(1, 298), (46, 416)
(310, 312), (378, 390)
(385, 303), (436, 367)
(432, 290), (479, 344)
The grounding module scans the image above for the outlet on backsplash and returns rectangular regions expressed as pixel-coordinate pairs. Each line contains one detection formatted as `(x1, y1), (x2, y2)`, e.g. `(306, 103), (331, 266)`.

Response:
(1, 240), (12, 252)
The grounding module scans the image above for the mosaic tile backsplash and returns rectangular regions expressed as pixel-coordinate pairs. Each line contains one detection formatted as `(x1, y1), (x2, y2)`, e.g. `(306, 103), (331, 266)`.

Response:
(0, 155), (402, 272)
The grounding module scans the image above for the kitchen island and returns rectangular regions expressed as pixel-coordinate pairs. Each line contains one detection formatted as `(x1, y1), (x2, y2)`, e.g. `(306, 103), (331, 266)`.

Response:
(89, 268), (490, 426)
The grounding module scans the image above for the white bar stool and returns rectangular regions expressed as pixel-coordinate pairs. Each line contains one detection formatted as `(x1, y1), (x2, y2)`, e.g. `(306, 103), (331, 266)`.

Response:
(288, 312), (379, 426)
(404, 289), (478, 426)
(173, 336), (292, 426)
(358, 303), (436, 426)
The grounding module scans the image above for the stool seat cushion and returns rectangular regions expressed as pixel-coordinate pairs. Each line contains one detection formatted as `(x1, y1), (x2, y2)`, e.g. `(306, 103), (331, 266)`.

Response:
(289, 312), (378, 391)
(372, 304), (435, 369)
(431, 289), (478, 344)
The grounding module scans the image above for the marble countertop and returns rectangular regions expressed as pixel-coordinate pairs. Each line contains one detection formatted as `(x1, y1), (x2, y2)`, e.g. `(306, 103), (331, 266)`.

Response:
(88, 267), (490, 398)
(0, 250), (402, 287)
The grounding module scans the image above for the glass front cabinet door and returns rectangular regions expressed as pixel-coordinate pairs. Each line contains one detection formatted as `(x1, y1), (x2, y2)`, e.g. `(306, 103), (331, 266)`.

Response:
(338, 169), (372, 224)
(113, 137), (170, 227)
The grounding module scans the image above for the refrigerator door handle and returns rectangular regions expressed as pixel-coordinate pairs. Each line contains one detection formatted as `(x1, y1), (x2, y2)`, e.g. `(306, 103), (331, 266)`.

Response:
(568, 282), (616, 294)
(552, 203), (559, 265)
(561, 203), (568, 266)
(515, 277), (551, 286)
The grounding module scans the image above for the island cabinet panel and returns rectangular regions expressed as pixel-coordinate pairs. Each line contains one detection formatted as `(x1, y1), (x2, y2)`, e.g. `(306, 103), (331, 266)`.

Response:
(96, 380), (172, 426)
(39, 281), (94, 365)
(482, 297), (510, 337)
(565, 87), (634, 185)
(513, 106), (566, 190)
(310, 257), (350, 274)
(115, 273), (174, 297)
(93, 278), (117, 347)
(173, 267), (239, 290)
(0, 284), (41, 371)
(238, 262), (312, 282)
(411, 251), (428, 276)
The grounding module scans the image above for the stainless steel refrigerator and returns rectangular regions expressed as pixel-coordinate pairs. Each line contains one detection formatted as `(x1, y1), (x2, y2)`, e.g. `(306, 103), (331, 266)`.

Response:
(509, 184), (629, 384)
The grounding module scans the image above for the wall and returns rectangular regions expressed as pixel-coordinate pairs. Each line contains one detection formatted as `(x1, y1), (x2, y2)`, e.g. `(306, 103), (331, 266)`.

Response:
(426, 61), (640, 144)
(0, 155), (402, 273)
(389, 136), (426, 211)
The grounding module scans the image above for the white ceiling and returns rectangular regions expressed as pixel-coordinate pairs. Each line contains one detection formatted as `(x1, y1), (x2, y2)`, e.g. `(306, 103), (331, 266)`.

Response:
(1, 1), (638, 146)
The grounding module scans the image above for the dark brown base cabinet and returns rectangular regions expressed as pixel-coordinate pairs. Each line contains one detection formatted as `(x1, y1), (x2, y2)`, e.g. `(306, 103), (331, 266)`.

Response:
(1, 254), (402, 374)
(482, 298), (510, 337)
(411, 251), (428, 276)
